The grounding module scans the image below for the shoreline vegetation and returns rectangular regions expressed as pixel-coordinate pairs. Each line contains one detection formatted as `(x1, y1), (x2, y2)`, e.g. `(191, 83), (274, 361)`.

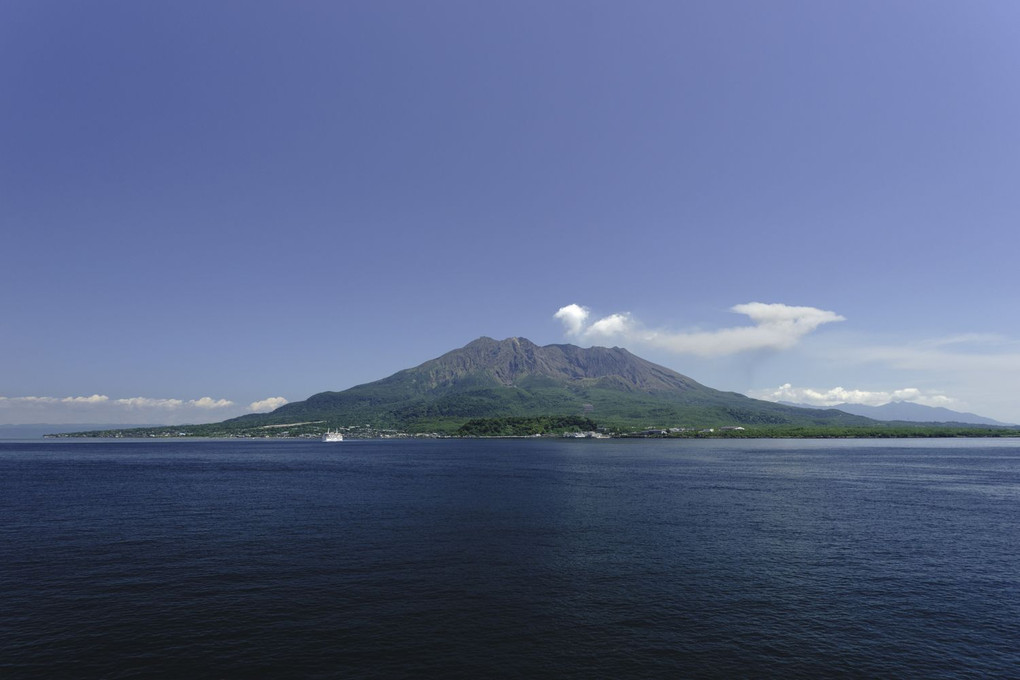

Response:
(47, 415), (1020, 440)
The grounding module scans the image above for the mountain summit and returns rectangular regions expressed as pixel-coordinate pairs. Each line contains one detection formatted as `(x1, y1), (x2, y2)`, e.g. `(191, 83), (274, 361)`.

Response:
(397, 336), (702, 393)
(227, 337), (871, 432)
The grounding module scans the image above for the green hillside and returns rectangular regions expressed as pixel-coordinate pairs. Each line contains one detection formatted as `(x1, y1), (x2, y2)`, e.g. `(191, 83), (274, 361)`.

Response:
(217, 336), (874, 434)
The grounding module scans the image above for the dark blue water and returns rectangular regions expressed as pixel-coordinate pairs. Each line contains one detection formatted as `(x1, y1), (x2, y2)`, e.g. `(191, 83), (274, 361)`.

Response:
(2, 438), (1019, 678)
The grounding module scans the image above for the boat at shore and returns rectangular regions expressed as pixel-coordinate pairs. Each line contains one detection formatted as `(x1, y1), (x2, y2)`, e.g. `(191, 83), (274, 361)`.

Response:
(322, 430), (344, 442)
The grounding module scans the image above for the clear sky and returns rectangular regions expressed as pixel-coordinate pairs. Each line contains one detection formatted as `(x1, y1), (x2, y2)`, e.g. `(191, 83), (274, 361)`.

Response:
(3, 1), (1020, 425)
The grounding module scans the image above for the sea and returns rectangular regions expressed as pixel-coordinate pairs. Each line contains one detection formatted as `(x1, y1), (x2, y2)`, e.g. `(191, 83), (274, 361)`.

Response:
(2, 437), (1019, 679)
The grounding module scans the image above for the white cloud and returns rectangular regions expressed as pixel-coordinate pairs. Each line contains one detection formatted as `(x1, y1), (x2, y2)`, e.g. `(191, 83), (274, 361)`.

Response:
(63, 394), (111, 404)
(0, 394), (112, 405)
(553, 304), (590, 336)
(554, 301), (844, 356)
(749, 383), (956, 408)
(108, 397), (234, 410)
(190, 397), (235, 409)
(249, 397), (288, 413)
(114, 397), (185, 409)
(0, 394), (238, 425)
(732, 302), (845, 332)
(587, 312), (633, 338)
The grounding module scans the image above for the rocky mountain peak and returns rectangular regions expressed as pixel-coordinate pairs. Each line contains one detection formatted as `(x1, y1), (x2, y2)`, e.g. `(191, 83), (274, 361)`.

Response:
(417, 337), (700, 392)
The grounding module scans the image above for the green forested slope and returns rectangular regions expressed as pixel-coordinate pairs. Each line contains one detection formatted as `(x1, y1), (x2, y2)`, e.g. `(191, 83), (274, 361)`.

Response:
(220, 337), (874, 433)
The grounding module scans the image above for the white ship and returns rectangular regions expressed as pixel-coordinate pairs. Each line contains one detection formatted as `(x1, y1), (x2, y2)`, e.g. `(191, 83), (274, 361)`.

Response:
(322, 430), (344, 442)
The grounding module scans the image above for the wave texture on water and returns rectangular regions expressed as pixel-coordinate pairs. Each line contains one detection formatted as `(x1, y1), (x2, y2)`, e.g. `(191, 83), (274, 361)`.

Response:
(2, 438), (1019, 678)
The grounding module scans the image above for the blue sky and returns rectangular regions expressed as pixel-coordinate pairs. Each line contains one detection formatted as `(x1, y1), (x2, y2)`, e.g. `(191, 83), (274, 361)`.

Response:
(3, 1), (1020, 425)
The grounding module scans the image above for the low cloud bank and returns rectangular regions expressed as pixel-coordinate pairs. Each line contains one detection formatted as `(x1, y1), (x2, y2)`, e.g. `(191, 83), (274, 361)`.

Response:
(0, 395), (236, 409)
(0, 393), (284, 425)
(555, 302), (844, 356)
(749, 383), (955, 408)
(249, 397), (288, 413)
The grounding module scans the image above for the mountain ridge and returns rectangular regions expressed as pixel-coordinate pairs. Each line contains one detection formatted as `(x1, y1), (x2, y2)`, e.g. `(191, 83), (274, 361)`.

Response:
(224, 336), (874, 432)
(781, 400), (1014, 427)
(407, 336), (704, 392)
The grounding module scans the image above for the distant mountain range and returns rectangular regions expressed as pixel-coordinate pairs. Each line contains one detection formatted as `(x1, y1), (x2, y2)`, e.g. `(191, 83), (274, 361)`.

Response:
(223, 336), (874, 433)
(781, 401), (1015, 427)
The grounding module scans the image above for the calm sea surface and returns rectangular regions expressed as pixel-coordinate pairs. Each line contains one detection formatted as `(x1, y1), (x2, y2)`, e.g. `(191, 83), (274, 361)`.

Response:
(2, 438), (1019, 678)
